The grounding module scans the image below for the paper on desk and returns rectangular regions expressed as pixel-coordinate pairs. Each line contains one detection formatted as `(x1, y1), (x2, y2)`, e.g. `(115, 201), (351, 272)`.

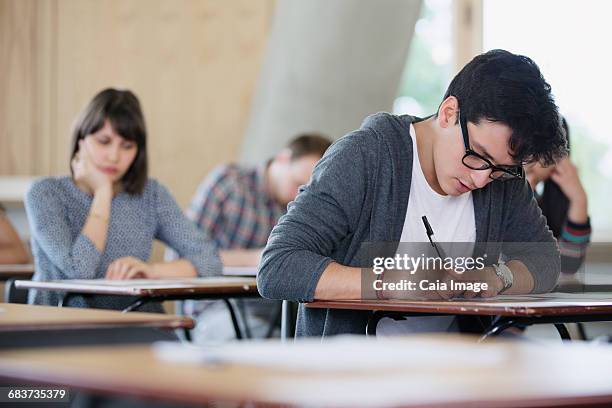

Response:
(494, 292), (612, 302)
(222, 266), (257, 277)
(153, 335), (506, 372)
(441, 292), (612, 309)
(508, 292), (612, 299)
(61, 277), (253, 288)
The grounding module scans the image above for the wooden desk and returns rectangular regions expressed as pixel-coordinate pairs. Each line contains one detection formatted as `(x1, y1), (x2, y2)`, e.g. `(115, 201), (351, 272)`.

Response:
(1, 336), (612, 407)
(0, 303), (191, 348)
(0, 302), (194, 332)
(15, 277), (259, 340)
(307, 292), (612, 339)
(0, 264), (34, 281)
(15, 277), (258, 307)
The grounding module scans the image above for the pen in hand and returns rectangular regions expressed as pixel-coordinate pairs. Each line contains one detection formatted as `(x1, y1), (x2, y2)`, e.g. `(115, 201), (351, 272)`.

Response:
(421, 215), (446, 259)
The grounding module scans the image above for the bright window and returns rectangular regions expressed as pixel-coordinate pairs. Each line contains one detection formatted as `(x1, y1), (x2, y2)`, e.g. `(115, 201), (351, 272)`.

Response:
(394, 0), (454, 117)
(483, 0), (612, 240)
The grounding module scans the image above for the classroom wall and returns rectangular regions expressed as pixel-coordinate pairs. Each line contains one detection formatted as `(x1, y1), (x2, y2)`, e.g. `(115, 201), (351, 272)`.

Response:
(0, 0), (275, 207)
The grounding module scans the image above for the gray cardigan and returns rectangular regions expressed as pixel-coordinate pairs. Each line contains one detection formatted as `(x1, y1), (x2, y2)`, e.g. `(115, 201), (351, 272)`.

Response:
(257, 113), (560, 337)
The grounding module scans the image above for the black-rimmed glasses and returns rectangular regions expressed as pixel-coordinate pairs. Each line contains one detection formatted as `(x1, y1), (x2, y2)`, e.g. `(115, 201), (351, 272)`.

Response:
(459, 112), (524, 181)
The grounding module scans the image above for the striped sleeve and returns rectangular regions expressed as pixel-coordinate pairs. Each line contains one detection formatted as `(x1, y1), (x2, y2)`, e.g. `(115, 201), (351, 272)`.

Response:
(559, 218), (591, 274)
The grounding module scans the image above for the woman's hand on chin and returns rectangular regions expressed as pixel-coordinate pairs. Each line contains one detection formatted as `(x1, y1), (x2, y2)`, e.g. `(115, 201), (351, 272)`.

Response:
(72, 140), (113, 194)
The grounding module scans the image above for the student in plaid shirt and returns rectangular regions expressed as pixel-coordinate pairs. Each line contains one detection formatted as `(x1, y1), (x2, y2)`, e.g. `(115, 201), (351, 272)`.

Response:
(186, 133), (331, 340)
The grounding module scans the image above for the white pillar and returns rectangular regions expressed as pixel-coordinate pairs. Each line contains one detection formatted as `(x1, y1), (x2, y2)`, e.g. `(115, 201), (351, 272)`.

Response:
(240, 0), (423, 164)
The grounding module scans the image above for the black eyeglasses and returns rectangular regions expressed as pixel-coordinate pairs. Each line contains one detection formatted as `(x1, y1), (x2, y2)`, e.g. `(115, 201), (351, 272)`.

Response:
(459, 112), (524, 181)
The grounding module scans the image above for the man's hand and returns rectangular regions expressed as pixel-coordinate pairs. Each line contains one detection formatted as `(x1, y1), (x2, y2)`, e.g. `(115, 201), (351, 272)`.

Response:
(381, 266), (456, 300)
(459, 266), (505, 299)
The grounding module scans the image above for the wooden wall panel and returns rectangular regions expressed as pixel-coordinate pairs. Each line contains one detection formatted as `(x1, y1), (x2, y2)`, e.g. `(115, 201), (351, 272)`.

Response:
(53, 0), (275, 205)
(1, 0), (59, 176)
(0, 0), (37, 175)
(1, 0), (275, 207)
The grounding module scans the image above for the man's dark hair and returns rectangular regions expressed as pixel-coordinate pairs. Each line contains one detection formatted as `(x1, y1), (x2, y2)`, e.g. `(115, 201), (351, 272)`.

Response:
(442, 49), (567, 165)
(70, 88), (148, 194)
(286, 133), (332, 160)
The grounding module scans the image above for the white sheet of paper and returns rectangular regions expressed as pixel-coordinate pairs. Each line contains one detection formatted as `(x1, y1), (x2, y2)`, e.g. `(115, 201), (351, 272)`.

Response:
(60, 277), (253, 288)
(494, 292), (612, 302)
(222, 266), (257, 277)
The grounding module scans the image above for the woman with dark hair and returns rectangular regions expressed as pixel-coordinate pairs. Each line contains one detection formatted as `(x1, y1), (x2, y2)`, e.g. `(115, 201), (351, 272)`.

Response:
(25, 88), (222, 311)
(526, 118), (591, 276)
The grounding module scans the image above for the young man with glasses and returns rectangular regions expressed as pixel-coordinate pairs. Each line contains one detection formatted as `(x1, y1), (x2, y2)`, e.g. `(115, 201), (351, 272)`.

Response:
(257, 49), (568, 337)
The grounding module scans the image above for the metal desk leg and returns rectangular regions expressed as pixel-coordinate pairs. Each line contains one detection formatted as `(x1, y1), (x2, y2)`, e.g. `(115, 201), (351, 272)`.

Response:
(122, 297), (150, 313)
(366, 311), (387, 336)
(280, 300), (293, 342)
(479, 317), (517, 342)
(576, 322), (588, 340)
(177, 300), (193, 342)
(58, 292), (74, 307)
(222, 299), (243, 340)
(235, 299), (252, 339)
(554, 323), (572, 340)
(3, 278), (23, 304)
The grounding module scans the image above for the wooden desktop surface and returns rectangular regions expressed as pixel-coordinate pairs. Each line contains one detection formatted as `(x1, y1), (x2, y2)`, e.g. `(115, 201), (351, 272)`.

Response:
(0, 264), (34, 281)
(306, 292), (612, 316)
(0, 303), (194, 331)
(1, 336), (612, 407)
(14, 277), (258, 297)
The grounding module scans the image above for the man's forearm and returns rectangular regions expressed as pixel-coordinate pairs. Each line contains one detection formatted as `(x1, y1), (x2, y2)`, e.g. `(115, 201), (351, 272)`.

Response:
(313, 262), (362, 300)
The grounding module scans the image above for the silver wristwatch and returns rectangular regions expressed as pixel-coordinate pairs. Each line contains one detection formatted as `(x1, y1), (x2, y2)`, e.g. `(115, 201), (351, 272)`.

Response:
(492, 262), (513, 293)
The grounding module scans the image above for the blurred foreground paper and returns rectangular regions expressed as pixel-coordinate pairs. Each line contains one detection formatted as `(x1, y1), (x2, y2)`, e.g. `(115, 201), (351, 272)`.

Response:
(153, 334), (507, 371)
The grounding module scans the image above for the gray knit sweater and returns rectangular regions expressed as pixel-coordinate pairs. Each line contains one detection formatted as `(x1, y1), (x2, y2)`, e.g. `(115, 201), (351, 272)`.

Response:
(25, 176), (222, 312)
(257, 113), (560, 337)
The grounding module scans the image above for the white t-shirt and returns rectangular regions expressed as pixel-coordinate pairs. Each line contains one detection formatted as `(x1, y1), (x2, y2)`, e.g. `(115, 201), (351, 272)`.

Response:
(399, 123), (476, 244)
(378, 124), (476, 336)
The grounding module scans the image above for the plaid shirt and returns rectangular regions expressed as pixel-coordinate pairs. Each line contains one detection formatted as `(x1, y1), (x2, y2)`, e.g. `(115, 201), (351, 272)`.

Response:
(187, 163), (285, 249)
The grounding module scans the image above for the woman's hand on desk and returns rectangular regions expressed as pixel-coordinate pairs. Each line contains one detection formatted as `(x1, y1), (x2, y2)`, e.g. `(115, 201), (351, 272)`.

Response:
(105, 256), (153, 280)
